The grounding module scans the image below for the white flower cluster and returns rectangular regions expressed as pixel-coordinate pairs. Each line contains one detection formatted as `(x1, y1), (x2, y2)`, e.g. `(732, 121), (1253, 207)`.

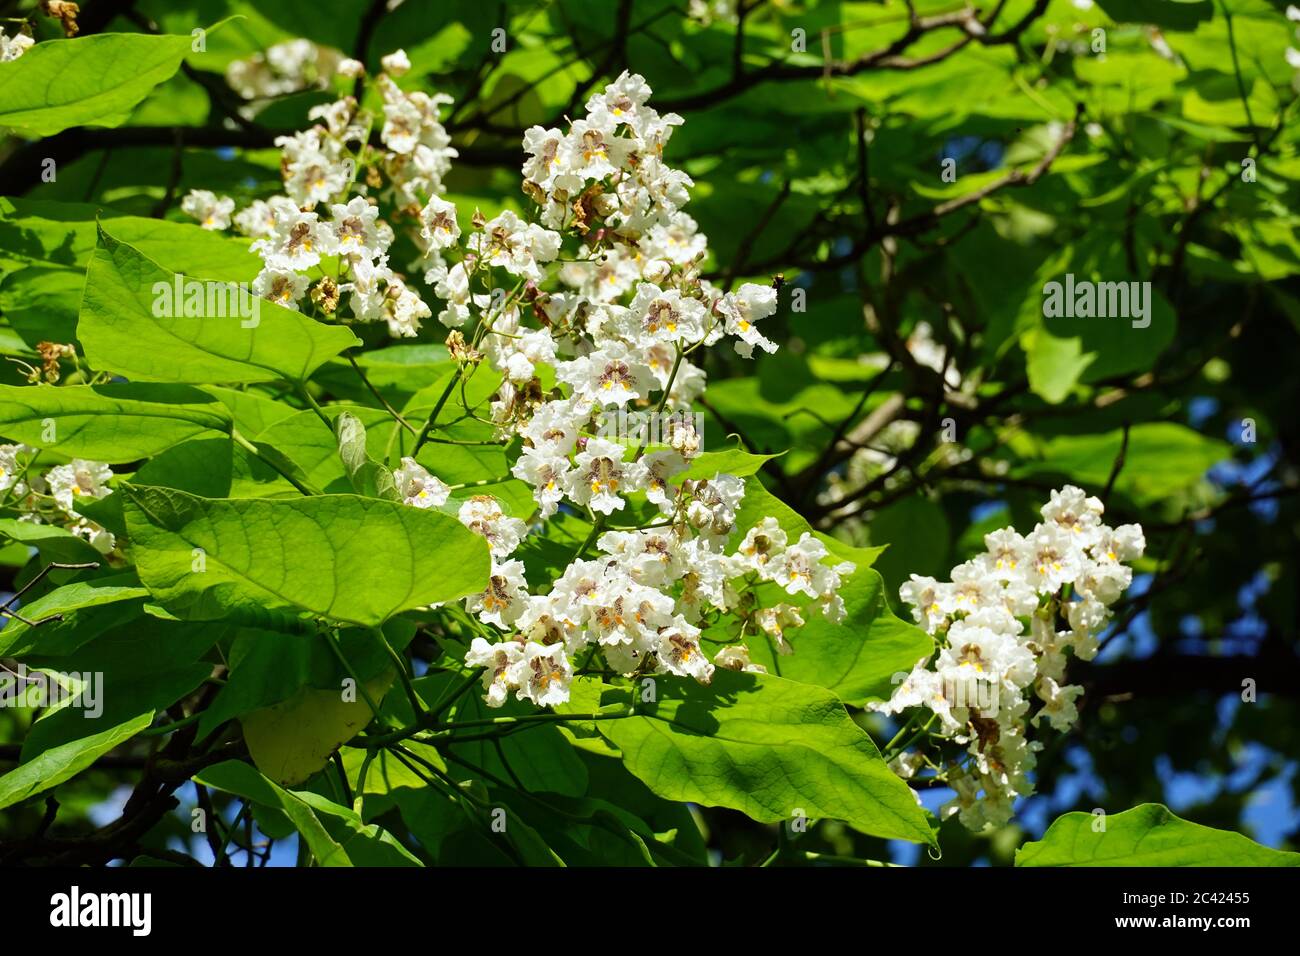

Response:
(225, 40), (343, 101)
(378, 70), (850, 707)
(453, 504), (854, 708)
(872, 486), (1145, 831)
(172, 58), (849, 709)
(0, 444), (116, 554)
(182, 57), (456, 337)
(687, 0), (739, 25)
(0, 27), (33, 62)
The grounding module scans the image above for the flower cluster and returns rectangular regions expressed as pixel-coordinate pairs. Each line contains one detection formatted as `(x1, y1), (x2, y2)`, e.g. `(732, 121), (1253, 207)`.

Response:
(182, 57), (454, 337)
(173, 58), (849, 709)
(225, 39), (343, 103)
(871, 486), (1145, 830)
(0, 444), (116, 554)
(378, 69), (849, 707)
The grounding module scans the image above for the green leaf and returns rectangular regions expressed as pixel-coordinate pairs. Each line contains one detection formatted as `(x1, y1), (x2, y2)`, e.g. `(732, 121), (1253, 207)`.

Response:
(1017, 804), (1300, 866)
(19, 619), (222, 759)
(254, 406), (389, 494)
(440, 675), (590, 798)
(599, 670), (934, 845)
(78, 224), (358, 385)
(1093, 0), (1213, 32)
(732, 475), (883, 568)
(122, 484), (490, 627)
(672, 446), (782, 483)
(293, 790), (423, 866)
(0, 517), (102, 565)
(0, 711), (153, 811)
(241, 669), (393, 787)
(741, 566), (933, 706)
(0, 31), (206, 136)
(335, 410), (398, 500)
(0, 383), (232, 463)
(1010, 423), (1230, 505)
(0, 574), (148, 657)
(194, 759), (355, 866)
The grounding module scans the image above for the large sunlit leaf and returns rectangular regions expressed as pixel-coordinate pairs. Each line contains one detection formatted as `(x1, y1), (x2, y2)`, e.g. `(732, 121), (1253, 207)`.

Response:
(1017, 804), (1300, 866)
(78, 225), (358, 385)
(0, 31), (204, 136)
(599, 670), (935, 845)
(122, 484), (490, 627)
(0, 383), (232, 462)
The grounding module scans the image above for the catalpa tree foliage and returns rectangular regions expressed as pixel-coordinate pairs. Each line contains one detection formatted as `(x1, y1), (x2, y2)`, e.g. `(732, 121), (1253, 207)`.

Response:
(0, 0), (1296, 871)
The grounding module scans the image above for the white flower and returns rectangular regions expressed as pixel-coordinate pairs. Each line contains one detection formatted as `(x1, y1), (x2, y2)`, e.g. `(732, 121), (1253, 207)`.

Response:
(252, 268), (310, 310)
(336, 57), (365, 78)
(458, 496), (528, 558)
(566, 118), (626, 181)
(982, 528), (1027, 580)
(521, 397), (586, 456)
(234, 197), (299, 239)
(556, 342), (654, 408)
(682, 474), (745, 537)
(381, 49), (411, 76)
(378, 273), (431, 338)
(943, 559), (1002, 615)
(345, 255), (391, 321)
(598, 529), (684, 588)
(465, 637), (524, 708)
(68, 518), (116, 555)
(567, 437), (644, 515)
(584, 71), (654, 131)
(466, 559), (530, 628)
(180, 190), (235, 230)
(1040, 485), (1104, 547)
(717, 283), (778, 358)
(756, 603), (804, 655)
(734, 516), (787, 572)
(1033, 677), (1084, 732)
(899, 574), (947, 633)
(511, 448), (570, 518)
(0, 443), (30, 493)
(624, 283), (707, 346)
(467, 210), (561, 280)
(510, 642), (572, 707)
(0, 29), (34, 62)
(522, 125), (579, 193)
(45, 459), (113, 516)
(253, 209), (328, 271)
(1025, 524), (1083, 592)
(328, 196), (386, 259)
(714, 644), (766, 673)
(517, 596), (586, 654)
(1092, 523), (1145, 564)
(641, 450), (686, 509)
(418, 195), (461, 250)
(278, 131), (351, 206)
(393, 457), (449, 509)
(656, 618), (714, 683)
(939, 622), (1035, 695)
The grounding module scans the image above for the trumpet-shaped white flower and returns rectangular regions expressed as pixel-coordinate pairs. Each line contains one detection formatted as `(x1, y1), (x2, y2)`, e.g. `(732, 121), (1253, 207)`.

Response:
(46, 459), (113, 517)
(458, 496), (527, 558)
(393, 457), (450, 509)
(181, 190), (235, 230)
